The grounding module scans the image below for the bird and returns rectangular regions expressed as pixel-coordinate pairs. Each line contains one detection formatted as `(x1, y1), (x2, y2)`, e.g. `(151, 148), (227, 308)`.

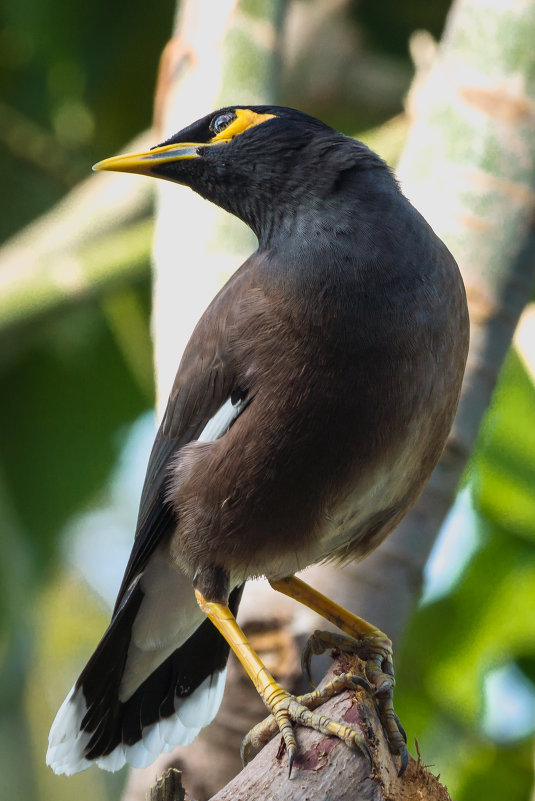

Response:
(47, 105), (469, 778)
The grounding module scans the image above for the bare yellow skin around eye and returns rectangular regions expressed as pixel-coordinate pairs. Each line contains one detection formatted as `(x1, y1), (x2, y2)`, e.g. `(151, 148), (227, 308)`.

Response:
(209, 109), (276, 144)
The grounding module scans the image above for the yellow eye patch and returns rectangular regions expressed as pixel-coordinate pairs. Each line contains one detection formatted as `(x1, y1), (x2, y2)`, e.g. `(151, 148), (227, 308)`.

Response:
(209, 109), (276, 144)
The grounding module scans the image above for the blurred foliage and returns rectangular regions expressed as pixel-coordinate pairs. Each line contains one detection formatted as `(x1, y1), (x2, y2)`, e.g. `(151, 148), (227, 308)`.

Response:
(0, 284), (153, 583)
(0, 286), (153, 800)
(354, 0), (451, 56)
(0, 0), (174, 239)
(0, 0), (534, 800)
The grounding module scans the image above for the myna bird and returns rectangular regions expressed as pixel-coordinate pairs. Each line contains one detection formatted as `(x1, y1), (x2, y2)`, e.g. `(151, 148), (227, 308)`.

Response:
(47, 106), (469, 777)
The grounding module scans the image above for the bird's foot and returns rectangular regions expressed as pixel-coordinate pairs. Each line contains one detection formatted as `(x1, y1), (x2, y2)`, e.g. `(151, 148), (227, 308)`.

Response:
(241, 673), (371, 775)
(302, 629), (408, 775)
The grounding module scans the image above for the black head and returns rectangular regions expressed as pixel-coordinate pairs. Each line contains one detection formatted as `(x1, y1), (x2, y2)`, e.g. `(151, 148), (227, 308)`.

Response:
(94, 105), (388, 243)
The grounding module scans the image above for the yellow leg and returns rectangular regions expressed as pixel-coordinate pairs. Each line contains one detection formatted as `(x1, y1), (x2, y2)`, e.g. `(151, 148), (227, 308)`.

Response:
(270, 576), (392, 686)
(270, 575), (386, 640)
(269, 575), (408, 774)
(195, 589), (369, 773)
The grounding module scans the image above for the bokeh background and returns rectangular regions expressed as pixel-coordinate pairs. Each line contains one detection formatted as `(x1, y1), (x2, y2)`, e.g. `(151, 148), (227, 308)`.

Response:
(1, 1), (534, 800)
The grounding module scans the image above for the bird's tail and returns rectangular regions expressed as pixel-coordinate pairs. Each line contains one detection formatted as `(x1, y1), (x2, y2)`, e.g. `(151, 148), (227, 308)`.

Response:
(47, 577), (243, 775)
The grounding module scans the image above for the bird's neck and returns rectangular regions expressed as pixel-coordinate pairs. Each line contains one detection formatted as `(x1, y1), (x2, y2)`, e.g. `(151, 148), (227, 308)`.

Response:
(252, 162), (393, 250)
(253, 196), (352, 251)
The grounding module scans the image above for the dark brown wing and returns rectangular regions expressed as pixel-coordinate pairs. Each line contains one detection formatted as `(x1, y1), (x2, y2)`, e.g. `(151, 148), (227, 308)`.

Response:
(112, 264), (258, 611)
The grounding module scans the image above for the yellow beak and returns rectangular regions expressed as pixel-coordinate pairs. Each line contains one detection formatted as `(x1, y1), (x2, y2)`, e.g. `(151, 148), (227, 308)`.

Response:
(93, 141), (200, 176)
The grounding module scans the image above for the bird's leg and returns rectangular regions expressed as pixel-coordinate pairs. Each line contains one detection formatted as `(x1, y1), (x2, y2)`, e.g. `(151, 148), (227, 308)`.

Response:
(269, 575), (409, 774)
(194, 574), (370, 775)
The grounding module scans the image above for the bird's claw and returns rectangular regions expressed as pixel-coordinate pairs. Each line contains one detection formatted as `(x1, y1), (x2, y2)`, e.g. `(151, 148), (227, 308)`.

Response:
(301, 629), (366, 686)
(241, 673), (371, 774)
(302, 629), (409, 774)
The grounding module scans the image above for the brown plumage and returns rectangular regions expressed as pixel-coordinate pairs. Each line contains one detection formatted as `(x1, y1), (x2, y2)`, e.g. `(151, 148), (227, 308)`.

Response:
(47, 106), (469, 776)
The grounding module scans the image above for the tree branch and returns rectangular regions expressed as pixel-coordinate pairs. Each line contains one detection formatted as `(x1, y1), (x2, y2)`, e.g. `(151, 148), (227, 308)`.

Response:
(207, 654), (451, 801)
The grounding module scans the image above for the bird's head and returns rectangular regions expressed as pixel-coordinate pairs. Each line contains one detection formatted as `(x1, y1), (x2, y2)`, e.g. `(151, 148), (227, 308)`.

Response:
(94, 105), (385, 243)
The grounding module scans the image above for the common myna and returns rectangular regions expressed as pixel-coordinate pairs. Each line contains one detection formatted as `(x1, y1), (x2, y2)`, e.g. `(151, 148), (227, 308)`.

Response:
(47, 106), (469, 776)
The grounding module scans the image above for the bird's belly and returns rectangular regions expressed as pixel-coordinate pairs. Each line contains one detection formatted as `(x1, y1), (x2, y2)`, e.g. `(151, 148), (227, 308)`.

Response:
(264, 422), (431, 581)
(315, 469), (408, 566)
(257, 480), (401, 582)
(322, 418), (437, 564)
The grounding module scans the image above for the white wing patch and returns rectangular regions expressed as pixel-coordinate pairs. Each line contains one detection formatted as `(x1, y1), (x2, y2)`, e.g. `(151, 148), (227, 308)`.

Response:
(198, 395), (247, 442)
(46, 669), (227, 775)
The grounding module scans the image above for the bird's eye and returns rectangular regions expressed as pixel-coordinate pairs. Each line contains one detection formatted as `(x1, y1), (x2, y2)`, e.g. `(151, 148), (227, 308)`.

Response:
(210, 112), (236, 135)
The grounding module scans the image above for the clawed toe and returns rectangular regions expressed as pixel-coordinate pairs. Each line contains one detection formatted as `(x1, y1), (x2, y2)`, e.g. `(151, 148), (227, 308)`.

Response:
(241, 673), (371, 774)
(302, 628), (409, 775)
(241, 714), (278, 766)
(301, 630), (363, 685)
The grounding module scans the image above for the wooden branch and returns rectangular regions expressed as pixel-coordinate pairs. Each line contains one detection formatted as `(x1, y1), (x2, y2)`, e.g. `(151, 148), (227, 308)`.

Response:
(208, 655), (451, 801)
(148, 768), (190, 801)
